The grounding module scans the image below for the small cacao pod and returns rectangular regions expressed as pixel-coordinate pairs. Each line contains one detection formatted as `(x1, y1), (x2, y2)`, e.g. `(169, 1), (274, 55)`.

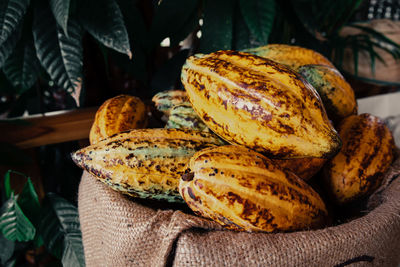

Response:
(299, 64), (357, 123)
(89, 95), (148, 144)
(243, 44), (334, 72)
(72, 128), (224, 202)
(323, 113), (395, 204)
(152, 90), (190, 117)
(181, 50), (341, 158)
(180, 145), (328, 232)
(165, 104), (210, 132)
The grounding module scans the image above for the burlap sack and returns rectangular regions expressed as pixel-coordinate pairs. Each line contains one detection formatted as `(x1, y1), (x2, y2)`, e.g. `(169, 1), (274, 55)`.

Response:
(78, 156), (400, 267)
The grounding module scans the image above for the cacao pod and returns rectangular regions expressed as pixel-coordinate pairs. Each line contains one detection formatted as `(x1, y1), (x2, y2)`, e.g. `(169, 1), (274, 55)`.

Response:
(89, 95), (148, 144)
(72, 128), (224, 202)
(273, 157), (327, 181)
(152, 90), (190, 117)
(180, 145), (328, 232)
(165, 104), (210, 132)
(323, 113), (395, 205)
(243, 44), (334, 71)
(299, 64), (357, 122)
(181, 50), (341, 158)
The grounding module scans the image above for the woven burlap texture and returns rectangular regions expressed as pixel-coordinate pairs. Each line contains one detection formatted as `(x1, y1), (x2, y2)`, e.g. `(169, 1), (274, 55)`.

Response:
(78, 157), (400, 267)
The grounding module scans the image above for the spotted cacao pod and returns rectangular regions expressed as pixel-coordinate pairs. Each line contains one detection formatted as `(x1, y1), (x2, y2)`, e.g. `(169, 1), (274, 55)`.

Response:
(181, 50), (341, 158)
(273, 157), (327, 181)
(72, 128), (224, 202)
(165, 104), (210, 132)
(323, 113), (395, 204)
(299, 64), (357, 123)
(152, 90), (190, 117)
(89, 95), (148, 144)
(180, 145), (328, 232)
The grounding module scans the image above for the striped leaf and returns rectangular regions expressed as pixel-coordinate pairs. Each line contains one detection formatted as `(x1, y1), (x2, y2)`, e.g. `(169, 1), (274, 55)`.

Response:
(0, 193), (36, 242)
(239, 0), (275, 45)
(0, 0), (30, 44)
(80, 0), (131, 58)
(3, 37), (40, 92)
(0, 25), (21, 68)
(39, 193), (85, 267)
(49, 0), (70, 36)
(33, 3), (82, 106)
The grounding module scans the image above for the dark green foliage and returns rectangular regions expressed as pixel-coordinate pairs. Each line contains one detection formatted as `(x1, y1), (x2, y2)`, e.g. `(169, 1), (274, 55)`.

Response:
(0, 0), (30, 44)
(49, 0), (70, 36)
(0, 171), (85, 266)
(80, 0), (131, 57)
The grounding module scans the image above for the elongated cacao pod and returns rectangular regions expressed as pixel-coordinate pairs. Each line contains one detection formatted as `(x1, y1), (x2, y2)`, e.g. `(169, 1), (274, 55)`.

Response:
(243, 44), (334, 71)
(181, 50), (341, 158)
(180, 145), (328, 232)
(72, 128), (224, 202)
(89, 95), (148, 144)
(323, 114), (395, 204)
(165, 104), (210, 132)
(152, 90), (190, 116)
(299, 64), (357, 122)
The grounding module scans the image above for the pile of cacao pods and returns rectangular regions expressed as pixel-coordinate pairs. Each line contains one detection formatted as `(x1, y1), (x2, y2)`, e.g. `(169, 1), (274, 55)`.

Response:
(72, 44), (395, 233)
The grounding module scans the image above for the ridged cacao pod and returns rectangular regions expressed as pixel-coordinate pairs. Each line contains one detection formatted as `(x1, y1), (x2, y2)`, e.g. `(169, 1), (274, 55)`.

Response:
(323, 113), (395, 204)
(152, 90), (190, 117)
(273, 157), (327, 181)
(180, 145), (328, 232)
(72, 128), (224, 202)
(89, 95), (148, 144)
(165, 104), (210, 132)
(243, 44), (334, 72)
(181, 50), (341, 158)
(299, 64), (357, 123)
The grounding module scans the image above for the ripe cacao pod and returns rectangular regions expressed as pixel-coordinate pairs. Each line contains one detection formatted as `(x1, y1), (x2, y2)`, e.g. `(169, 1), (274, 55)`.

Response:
(152, 90), (190, 117)
(72, 128), (224, 202)
(165, 104), (210, 132)
(89, 95), (148, 144)
(180, 145), (328, 232)
(181, 50), (341, 158)
(273, 157), (327, 181)
(323, 113), (395, 204)
(243, 44), (334, 71)
(299, 64), (357, 122)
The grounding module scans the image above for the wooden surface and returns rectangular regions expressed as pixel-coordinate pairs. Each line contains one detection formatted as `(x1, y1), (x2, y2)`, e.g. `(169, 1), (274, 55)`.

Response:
(0, 107), (98, 149)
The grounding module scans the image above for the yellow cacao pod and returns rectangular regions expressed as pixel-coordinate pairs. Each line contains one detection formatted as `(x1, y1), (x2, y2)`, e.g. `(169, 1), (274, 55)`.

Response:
(243, 44), (334, 71)
(89, 95), (148, 144)
(323, 113), (395, 204)
(180, 145), (328, 232)
(273, 157), (327, 181)
(181, 50), (341, 158)
(72, 128), (224, 202)
(299, 64), (357, 122)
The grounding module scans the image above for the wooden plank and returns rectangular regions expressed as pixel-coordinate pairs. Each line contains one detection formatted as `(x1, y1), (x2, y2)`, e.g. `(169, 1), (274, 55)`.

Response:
(0, 107), (98, 149)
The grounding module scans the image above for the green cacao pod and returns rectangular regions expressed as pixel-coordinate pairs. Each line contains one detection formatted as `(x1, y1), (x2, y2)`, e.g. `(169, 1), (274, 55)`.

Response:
(72, 128), (224, 202)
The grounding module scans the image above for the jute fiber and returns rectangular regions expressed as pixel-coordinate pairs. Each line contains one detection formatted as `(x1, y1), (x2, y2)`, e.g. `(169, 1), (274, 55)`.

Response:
(78, 156), (400, 267)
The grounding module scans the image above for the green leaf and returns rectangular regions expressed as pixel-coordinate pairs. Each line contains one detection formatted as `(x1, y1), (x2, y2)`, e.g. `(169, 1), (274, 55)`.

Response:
(0, 0), (30, 44)
(0, 194), (36, 242)
(239, 0), (275, 44)
(0, 233), (14, 265)
(17, 178), (40, 227)
(0, 25), (21, 68)
(150, 0), (199, 46)
(198, 0), (234, 53)
(3, 171), (12, 199)
(80, 0), (131, 57)
(3, 36), (40, 93)
(33, 3), (82, 106)
(49, 0), (70, 36)
(39, 193), (85, 266)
